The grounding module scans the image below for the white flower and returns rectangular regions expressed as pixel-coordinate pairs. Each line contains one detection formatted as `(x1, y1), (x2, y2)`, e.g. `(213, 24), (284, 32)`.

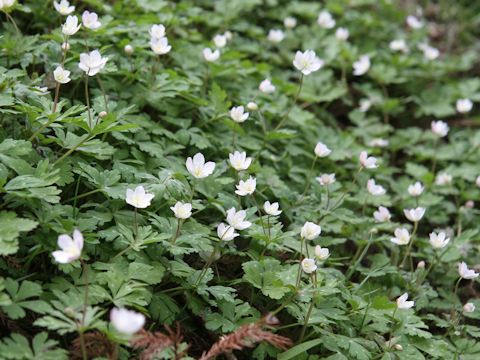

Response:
(0, 0), (15, 10)
(359, 151), (378, 169)
(293, 50), (324, 76)
(150, 37), (171, 55)
(417, 261), (426, 269)
(429, 231), (450, 249)
(259, 79), (275, 93)
(421, 45), (439, 60)
(235, 176), (256, 196)
(408, 182), (424, 197)
(314, 245), (330, 261)
(82, 10), (101, 30)
(314, 142), (331, 157)
(390, 228), (410, 245)
(476, 176), (480, 187)
(203, 48), (220, 62)
(226, 208), (251, 230)
(284, 16), (297, 29)
(229, 151), (252, 171)
(301, 258), (317, 274)
(247, 102), (258, 111)
(389, 39), (409, 53)
(317, 10), (335, 29)
(186, 153), (215, 179)
(213, 34), (227, 48)
(404, 207), (425, 222)
(374, 206), (391, 222)
(456, 98), (473, 113)
(396, 293), (415, 309)
(316, 173), (335, 186)
(217, 223), (239, 241)
(124, 44), (134, 55)
(110, 308), (145, 335)
(353, 55), (370, 76)
(267, 29), (285, 43)
(126, 185), (154, 209)
(78, 49), (108, 76)
(62, 15), (81, 36)
(463, 303), (476, 313)
(431, 120), (449, 137)
(359, 99), (372, 112)
(368, 138), (389, 147)
(170, 201), (192, 219)
(149, 24), (166, 39)
(335, 27), (349, 41)
(435, 172), (452, 186)
(53, 66), (71, 84)
(406, 15), (423, 29)
(264, 201), (282, 216)
(301, 222), (321, 240)
(54, 0), (74, 15)
(52, 229), (83, 263)
(458, 262), (479, 279)
(230, 106), (249, 123)
(367, 179), (386, 196)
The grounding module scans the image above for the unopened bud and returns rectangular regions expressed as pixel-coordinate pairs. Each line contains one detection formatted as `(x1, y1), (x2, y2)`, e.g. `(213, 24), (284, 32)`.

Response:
(465, 200), (474, 209)
(124, 44), (134, 55)
(247, 101), (258, 111)
(463, 302), (475, 313)
(99, 111), (108, 118)
(417, 261), (425, 270)
(64, 307), (75, 317)
(61, 42), (70, 52)
(394, 344), (403, 351)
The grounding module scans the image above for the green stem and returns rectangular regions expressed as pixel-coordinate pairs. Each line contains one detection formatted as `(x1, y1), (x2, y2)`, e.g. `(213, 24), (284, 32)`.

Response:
(346, 233), (374, 280)
(54, 135), (93, 165)
(298, 156), (317, 203)
(295, 237), (305, 288)
(171, 218), (182, 244)
(299, 275), (316, 342)
(400, 222), (419, 269)
(79, 260), (89, 360)
(64, 189), (102, 203)
(84, 75), (92, 128)
(29, 115), (58, 142)
(4, 11), (21, 37)
(97, 76), (109, 113)
(274, 74), (304, 130)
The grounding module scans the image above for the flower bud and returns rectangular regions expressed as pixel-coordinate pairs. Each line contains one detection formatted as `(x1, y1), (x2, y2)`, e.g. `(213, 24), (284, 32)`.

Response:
(417, 261), (425, 269)
(247, 101), (258, 111)
(61, 42), (70, 52)
(124, 44), (134, 55)
(465, 200), (474, 209)
(99, 111), (108, 118)
(64, 307), (75, 317)
(394, 344), (403, 351)
(463, 302), (475, 313)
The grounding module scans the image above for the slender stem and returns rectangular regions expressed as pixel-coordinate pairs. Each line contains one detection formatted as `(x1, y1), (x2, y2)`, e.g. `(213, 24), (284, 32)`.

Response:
(358, 301), (371, 333)
(325, 185), (330, 210)
(133, 208), (138, 239)
(453, 277), (462, 298)
(400, 222), (419, 268)
(387, 307), (398, 347)
(171, 218), (182, 244)
(84, 75), (92, 128)
(274, 74), (304, 130)
(64, 188), (102, 203)
(327, 167), (362, 214)
(346, 233), (374, 280)
(4, 11), (21, 37)
(195, 226), (231, 287)
(29, 116), (58, 142)
(260, 215), (271, 259)
(252, 195), (267, 238)
(299, 275), (316, 342)
(53, 135), (93, 165)
(97, 76), (109, 113)
(52, 83), (61, 113)
(79, 260), (89, 360)
(298, 156), (317, 203)
(431, 138), (439, 173)
(295, 237), (305, 288)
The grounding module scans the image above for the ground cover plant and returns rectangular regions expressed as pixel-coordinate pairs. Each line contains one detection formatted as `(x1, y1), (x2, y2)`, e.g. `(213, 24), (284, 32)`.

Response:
(1, 0), (480, 359)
